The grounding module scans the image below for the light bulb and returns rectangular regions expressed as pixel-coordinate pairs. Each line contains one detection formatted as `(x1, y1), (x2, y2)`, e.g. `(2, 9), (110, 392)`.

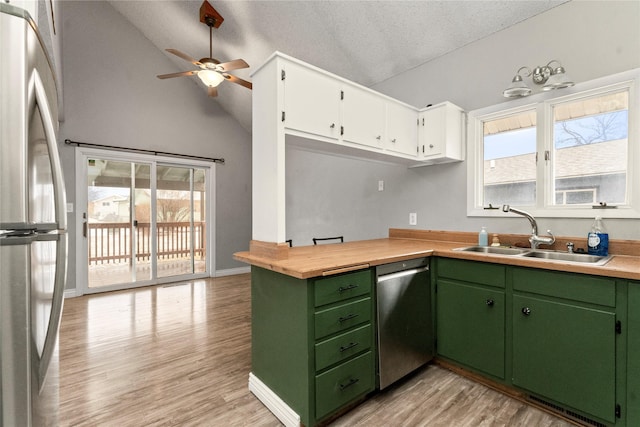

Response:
(197, 70), (224, 87)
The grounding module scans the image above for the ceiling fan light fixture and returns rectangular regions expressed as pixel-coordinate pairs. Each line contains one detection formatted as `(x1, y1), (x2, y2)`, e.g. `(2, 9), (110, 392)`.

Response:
(197, 69), (224, 87)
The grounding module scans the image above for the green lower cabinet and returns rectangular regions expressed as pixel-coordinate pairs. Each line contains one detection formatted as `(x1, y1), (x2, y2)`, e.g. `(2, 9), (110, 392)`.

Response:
(436, 279), (505, 379)
(512, 293), (616, 424)
(628, 283), (640, 426)
(251, 266), (375, 427)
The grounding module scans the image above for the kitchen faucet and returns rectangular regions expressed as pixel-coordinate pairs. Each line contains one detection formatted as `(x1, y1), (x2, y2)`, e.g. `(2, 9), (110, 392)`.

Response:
(502, 205), (555, 249)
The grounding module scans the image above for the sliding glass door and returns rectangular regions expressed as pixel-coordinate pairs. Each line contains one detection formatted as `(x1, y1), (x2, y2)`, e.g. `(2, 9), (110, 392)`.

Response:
(79, 149), (211, 293)
(156, 165), (207, 278)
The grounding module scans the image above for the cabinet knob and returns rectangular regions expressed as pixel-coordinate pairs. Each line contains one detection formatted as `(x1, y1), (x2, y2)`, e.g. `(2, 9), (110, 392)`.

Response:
(522, 307), (532, 316)
(376, 135), (381, 140)
(330, 123), (335, 129)
(391, 138), (397, 143)
(486, 299), (494, 307)
(429, 144), (434, 148)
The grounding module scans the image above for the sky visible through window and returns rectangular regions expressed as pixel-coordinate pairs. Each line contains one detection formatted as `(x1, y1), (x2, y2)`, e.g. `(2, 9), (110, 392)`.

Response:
(484, 111), (628, 160)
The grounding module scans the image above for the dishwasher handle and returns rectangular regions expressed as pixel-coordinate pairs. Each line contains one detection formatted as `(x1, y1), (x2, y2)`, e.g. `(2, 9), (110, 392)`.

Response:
(377, 265), (429, 283)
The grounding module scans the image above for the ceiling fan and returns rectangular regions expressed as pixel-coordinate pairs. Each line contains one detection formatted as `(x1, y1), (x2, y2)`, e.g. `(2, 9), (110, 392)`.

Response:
(157, 0), (252, 97)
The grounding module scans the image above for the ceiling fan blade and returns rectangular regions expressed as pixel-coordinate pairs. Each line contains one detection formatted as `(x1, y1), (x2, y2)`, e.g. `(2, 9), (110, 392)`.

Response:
(217, 59), (249, 72)
(207, 86), (218, 97)
(157, 70), (198, 79)
(166, 49), (202, 66)
(223, 73), (253, 90)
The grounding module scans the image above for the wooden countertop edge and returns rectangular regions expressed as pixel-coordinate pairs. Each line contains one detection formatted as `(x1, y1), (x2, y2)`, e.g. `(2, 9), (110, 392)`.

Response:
(233, 230), (640, 281)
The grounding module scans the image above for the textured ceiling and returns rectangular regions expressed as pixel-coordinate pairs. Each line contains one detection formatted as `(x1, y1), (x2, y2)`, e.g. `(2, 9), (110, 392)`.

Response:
(108, 0), (568, 133)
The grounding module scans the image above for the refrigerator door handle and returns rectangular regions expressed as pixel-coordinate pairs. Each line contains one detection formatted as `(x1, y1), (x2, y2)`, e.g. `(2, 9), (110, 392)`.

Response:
(29, 70), (67, 231)
(36, 233), (67, 390)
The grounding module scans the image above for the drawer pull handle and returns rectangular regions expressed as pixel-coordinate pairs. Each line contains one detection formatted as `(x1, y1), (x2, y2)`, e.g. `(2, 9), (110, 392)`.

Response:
(339, 342), (359, 352)
(338, 284), (358, 293)
(522, 307), (532, 316)
(338, 313), (359, 323)
(486, 299), (495, 307)
(339, 378), (360, 391)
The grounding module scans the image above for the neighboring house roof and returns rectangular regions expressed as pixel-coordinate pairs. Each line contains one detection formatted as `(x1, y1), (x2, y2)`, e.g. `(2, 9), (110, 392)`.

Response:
(484, 139), (627, 185)
(90, 194), (129, 204)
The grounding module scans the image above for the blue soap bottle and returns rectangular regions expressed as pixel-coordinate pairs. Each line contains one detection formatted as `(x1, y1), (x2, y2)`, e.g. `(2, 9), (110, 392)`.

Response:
(587, 216), (609, 256)
(479, 227), (489, 246)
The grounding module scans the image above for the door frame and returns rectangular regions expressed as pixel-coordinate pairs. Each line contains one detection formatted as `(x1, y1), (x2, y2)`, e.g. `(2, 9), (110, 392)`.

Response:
(74, 147), (216, 295)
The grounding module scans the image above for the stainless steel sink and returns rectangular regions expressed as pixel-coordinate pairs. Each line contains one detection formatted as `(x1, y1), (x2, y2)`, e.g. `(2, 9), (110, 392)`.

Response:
(454, 246), (530, 255)
(454, 246), (612, 266)
(521, 250), (612, 265)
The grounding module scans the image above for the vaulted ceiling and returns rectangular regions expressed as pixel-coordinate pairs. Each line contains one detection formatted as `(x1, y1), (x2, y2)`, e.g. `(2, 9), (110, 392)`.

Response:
(108, 0), (568, 133)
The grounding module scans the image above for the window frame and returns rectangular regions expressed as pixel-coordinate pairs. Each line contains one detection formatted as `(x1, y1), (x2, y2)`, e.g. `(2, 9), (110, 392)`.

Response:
(467, 68), (640, 219)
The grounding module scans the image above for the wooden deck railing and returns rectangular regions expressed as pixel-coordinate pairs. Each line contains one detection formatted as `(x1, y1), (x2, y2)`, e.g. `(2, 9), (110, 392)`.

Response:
(88, 222), (206, 265)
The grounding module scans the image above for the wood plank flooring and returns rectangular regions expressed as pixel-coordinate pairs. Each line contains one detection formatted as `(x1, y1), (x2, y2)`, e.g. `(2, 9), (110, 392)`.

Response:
(58, 274), (573, 426)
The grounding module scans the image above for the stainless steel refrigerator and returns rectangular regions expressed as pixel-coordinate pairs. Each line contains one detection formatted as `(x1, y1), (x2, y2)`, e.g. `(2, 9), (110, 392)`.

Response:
(1, 3), (67, 426)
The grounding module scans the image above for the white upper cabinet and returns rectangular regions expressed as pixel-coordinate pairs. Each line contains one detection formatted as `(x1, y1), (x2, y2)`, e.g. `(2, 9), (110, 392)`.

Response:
(386, 101), (419, 157)
(419, 102), (465, 165)
(341, 86), (386, 149)
(265, 53), (464, 166)
(283, 61), (341, 140)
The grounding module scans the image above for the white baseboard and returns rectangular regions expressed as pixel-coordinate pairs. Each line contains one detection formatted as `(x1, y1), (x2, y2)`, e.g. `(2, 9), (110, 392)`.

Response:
(215, 266), (251, 277)
(248, 372), (300, 427)
(63, 289), (79, 299)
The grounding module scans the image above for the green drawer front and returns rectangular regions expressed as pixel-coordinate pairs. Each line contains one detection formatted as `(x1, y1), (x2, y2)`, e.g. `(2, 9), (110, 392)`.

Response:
(512, 267), (615, 307)
(315, 351), (374, 420)
(315, 297), (371, 340)
(315, 324), (372, 372)
(314, 269), (372, 307)
(437, 258), (505, 288)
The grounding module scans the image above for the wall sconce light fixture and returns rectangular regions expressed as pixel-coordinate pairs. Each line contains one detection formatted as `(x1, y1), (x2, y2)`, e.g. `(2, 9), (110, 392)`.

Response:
(503, 60), (574, 98)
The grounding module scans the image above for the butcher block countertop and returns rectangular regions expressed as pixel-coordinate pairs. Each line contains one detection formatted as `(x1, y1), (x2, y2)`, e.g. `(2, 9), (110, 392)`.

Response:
(233, 229), (640, 281)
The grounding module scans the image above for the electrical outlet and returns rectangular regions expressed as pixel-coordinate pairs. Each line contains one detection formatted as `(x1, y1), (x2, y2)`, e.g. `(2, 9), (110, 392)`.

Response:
(378, 180), (384, 191)
(409, 212), (417, 225)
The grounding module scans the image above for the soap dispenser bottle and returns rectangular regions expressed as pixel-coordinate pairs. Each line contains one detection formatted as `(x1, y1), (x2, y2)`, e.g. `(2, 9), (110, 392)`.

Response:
(588, 216), (609, 256)
(479, 227), (489, 246)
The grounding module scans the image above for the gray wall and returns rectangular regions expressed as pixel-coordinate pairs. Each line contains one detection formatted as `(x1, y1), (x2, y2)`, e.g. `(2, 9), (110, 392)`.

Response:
(59, 1), (251, 290)
(286, 0), (640, 245)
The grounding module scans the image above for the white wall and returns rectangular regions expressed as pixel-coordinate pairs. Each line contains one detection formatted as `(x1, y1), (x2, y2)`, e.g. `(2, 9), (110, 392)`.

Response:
(285, 1), (640, 245)
(58, 1), (252, 289)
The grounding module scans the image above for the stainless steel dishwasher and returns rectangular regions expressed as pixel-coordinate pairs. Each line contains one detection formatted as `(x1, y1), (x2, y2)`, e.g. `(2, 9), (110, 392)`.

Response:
(376, 257), (433, 389)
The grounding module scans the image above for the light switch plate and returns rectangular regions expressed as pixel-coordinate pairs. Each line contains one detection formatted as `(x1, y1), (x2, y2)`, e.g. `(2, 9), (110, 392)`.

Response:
(409, 212), (417, 225)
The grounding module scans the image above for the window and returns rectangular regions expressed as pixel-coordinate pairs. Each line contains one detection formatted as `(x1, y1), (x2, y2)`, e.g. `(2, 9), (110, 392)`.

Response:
(551, 91), (628, 206)
(482, 109), (537, 207)
(467, 69), (640, 218)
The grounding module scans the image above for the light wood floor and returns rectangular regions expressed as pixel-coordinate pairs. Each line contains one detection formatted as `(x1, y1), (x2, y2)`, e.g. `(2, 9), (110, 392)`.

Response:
(58, 274), (573, 427)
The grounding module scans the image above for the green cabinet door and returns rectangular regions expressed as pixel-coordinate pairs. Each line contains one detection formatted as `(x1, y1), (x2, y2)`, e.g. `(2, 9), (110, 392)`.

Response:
(512, 294), (616, 423)
(436, 279), (505, 379)
(628, 283), (640, 426)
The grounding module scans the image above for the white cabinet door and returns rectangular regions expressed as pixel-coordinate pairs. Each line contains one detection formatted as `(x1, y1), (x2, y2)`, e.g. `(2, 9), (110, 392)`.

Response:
(341, 86), (385, 149)
(419, 102), (464, 164)
(386, 102), (419, 157)
(283, 61), (340, 140)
